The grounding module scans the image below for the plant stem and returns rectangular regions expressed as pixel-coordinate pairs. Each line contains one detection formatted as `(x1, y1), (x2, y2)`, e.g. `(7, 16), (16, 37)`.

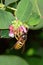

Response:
(7, 6), (17, 11)
(0, 3), (17, 11)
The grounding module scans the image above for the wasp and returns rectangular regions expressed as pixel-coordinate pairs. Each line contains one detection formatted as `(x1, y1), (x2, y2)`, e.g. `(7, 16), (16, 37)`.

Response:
(11, 33), (27, 50)
(10, 25), (28, 53)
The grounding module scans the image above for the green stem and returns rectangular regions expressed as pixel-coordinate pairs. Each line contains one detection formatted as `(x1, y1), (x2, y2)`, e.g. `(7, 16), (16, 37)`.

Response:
(7, 6), (17, 11)
(0, 3), (17, 11)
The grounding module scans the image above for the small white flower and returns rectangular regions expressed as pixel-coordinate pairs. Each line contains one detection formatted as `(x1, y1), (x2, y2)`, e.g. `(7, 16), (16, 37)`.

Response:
(9, 33), (14, 38)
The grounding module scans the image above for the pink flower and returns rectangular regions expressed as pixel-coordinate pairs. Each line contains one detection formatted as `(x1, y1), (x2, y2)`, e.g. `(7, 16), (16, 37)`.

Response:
(19, 26), (27, 33)
(9, 25), (14, 38)
(9, 32), (14, 38)
(9, 25), (14, 31)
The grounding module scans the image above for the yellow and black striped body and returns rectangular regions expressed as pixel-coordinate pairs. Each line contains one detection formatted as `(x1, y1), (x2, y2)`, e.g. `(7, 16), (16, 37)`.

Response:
(13, 34), (27, 50)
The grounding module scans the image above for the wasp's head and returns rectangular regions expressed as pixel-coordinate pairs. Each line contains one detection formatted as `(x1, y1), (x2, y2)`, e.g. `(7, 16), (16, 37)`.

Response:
(21, 33), (27, 40)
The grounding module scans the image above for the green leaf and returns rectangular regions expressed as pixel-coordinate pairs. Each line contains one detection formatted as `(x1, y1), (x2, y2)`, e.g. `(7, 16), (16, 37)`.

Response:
(0, 55), (29, 65)
(1, 30), (9, 38)
(27, 12), (40, 26)
(0, 9), (14, 29)
(16, 0), (32, 22)
(29, 0), (43, 29)
(37, 0), (43, 16)
(29, 18), (43, 30)
(5, 0), (18, 6)
(30, 0), (41, 16)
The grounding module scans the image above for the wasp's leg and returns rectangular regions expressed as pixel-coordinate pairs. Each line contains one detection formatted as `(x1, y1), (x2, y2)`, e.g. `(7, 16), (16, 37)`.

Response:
(14, 29), (20, 40)
(14, 34), (19, 40)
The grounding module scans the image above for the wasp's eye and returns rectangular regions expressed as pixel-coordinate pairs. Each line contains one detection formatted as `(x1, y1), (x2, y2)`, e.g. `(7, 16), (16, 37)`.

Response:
(22, 35), (27, 40)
